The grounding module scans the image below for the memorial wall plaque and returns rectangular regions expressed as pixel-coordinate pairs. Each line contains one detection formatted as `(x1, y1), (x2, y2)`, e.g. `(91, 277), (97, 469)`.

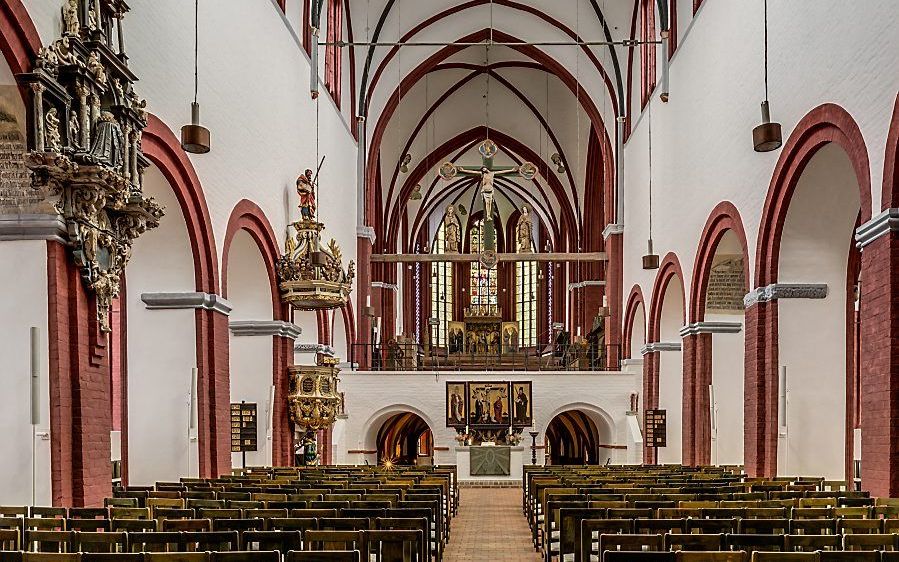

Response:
(706, 255), (746, 313)
(231, 402), (258, 453)
(644, 409), (667, 448)
(0, 87), (48, 214)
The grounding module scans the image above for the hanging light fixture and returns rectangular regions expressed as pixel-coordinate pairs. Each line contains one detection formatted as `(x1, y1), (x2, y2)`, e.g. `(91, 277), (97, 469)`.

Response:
(643, 101), (659, 270)
(752, 0), (782, 152)
(181, 0), (210, 154)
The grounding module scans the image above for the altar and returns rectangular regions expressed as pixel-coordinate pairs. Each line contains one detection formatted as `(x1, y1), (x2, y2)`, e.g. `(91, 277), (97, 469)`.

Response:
(455, 446), (525, 481)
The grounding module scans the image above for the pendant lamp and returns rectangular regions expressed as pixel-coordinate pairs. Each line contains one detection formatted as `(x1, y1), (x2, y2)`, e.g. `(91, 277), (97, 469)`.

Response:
(181, 0), (210, 154)
(752, 0), (781, 152)
(642, 100), (659, 270)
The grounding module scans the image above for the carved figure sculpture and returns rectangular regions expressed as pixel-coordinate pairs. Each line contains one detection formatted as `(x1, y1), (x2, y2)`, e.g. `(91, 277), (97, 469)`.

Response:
(296, 169), (316, 220)
(443, 204), (461, 253)
(63, 0), (80, 36)
(516, 205), (534, 252)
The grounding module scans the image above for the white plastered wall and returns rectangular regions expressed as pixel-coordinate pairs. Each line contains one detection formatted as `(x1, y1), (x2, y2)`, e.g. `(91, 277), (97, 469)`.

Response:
(334, 371), (636, 469)
(0, 240), (52, 505)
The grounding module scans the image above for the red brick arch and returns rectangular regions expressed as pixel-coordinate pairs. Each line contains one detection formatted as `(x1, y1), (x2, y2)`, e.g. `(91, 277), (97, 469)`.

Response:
(754, 103), (871, 288)
(141, 115), (231, 478)
(623, 284), (646, 360)
(221, 199), (282, 318)
(221, 200), (296, 466)
(690, 202), (750, 323)
(683, 202), (749, 466)
(883, 94), (899, 209)
(644, 252), (685, 463)
(746, 103), (871, 479)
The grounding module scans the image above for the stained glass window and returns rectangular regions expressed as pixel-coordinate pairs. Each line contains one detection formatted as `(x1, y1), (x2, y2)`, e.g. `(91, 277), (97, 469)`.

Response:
(430, 222), (452, 346)
(516, 245), (538, 347)
(469, 218), (498, 307)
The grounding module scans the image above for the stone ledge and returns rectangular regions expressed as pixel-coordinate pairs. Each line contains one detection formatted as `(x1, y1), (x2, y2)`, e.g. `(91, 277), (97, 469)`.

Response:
(459, 480), (522, 488)
(0, 213), (67, 242)
(141, 292), (233, 315)
(229, 320), (302, 339)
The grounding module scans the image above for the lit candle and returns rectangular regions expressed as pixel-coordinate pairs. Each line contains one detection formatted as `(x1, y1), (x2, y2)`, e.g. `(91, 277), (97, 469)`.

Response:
(366, 295), (371, 307)
(577, 326), (582, 337)
(602, 295), (608, 307)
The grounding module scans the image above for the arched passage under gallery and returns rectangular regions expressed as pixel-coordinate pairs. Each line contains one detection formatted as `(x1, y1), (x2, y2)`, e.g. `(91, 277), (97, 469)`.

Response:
(225, 227), (276, 469)
(646, 256), (686, 465)
(126, 163), (201, 484)
(686, 203), (750, 467)
(775, 143), (861, 479)
(544, 407), (614, 465)
(376, 412), (434, 466)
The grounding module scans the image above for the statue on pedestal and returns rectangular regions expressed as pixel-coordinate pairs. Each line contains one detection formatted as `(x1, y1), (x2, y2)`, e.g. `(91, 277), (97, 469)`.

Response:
(296, 169), (316, 220)
(443, 204), (461, 253)
(62, 0), (80, 36)
(516, 205), (534, 252)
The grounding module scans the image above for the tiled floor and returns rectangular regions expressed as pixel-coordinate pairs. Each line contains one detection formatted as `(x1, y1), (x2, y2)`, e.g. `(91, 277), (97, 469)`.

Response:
(443, 487), (542, 561)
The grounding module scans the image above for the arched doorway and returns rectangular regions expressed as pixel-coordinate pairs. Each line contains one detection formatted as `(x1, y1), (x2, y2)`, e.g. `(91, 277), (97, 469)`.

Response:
(775, 143), (860, 479)
(689, 203), (750, 467)
(225, 227), (276, 469)
(127, 163), (200, 484)
(376, 412), (433, 466)
(544, 408), (614, 465)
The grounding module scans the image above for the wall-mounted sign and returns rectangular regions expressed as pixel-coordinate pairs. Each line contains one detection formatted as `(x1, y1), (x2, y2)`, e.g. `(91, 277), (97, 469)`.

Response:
(231, 402), (257, 453)
(644, 409), (667, 448)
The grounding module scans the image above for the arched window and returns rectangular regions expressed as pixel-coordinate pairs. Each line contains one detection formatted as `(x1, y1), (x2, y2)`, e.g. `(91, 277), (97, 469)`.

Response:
(430, 222), (452, 347)
(324, 0), (342, 106)
(469, 218), (498, 308)
(516, 246), (538, 347)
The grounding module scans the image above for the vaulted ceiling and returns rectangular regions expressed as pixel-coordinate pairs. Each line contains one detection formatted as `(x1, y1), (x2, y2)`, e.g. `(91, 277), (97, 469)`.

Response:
(347, 0), (670, 252)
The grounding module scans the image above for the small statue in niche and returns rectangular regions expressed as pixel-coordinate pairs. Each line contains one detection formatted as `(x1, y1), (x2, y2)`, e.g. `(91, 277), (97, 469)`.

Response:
(516, 205), (534, 252)
(45, 108), (62, 152)
(296, 169), (317, 221)
(62, 0), (80, 36)
(87, 111), (124, 168)
(87, 0), (99, 30)
(443, 204), (461, 253)
(68, 109), (80, 148)
(87, 51), (106, 85)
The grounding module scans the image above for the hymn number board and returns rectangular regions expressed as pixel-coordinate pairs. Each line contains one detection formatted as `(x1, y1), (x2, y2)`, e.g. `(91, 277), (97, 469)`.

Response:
(644, 409), (667, 448)
(231, 402), (258, 453)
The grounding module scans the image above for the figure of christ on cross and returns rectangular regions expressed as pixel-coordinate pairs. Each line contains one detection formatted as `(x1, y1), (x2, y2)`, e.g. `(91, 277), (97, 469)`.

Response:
(438, 139), (538, 252)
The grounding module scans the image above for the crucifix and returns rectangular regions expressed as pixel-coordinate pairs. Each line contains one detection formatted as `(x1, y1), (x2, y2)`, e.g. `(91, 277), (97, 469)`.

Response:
(438, 139), (538, 264)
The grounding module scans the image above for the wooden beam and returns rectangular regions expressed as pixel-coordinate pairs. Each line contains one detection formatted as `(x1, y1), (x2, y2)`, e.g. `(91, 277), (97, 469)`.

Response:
(370, 252), (607, 263)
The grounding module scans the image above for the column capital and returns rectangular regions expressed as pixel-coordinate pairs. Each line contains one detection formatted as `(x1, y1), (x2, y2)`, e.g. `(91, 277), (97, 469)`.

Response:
(603, 223), (625, 239)
(356, 225), (376, 244)
(229, 320), (302, 339)
(640, 341), (682, 355)
(856, 208), (899, 249)
(141, 292), (233, 315)
(0, 214), (67, 242)
(679, 321), (742, 337)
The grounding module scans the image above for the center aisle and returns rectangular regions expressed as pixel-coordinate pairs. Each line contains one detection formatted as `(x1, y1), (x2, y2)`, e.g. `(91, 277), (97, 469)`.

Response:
(443, 487), (542, 562)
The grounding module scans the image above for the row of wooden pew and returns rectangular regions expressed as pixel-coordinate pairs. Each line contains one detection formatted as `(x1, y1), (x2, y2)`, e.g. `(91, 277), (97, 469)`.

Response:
(0, 465), (457, 562)
(522, 465), (899, 562)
